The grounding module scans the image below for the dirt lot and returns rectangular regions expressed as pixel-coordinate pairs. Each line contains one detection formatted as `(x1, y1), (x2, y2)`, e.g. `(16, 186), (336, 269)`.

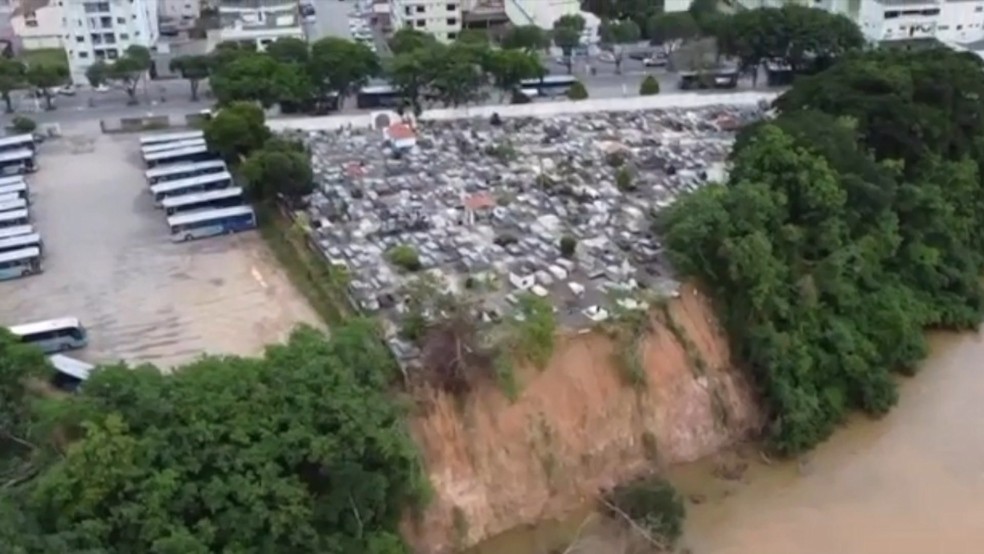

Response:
(0, 130), (321, 370)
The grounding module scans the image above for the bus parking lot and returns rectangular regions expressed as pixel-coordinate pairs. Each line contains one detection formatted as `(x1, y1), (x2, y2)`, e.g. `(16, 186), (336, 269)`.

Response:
(0, 132), (321, 370)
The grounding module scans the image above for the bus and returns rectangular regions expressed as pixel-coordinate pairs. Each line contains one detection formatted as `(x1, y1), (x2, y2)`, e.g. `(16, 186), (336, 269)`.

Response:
(519, 75), (577, 98)
(0, 233), (43, 256)
(48, 354), (95, 392)
(141, 138), (207, 159)
(0, 192), (19, 204)
(167, 205), (256, 242)
(0, 246), (41, 281)
(356, 84), (403, 109)
(0, 196), (27, 213)
(0, 224), (33, 240)
(678, 69), (740, 90)
(144, 145), (214, 168)
(0, 134), (36, 154)
(162, 186), (244, 215)
(9, 317), (88, 354)
(145, 158), (227, 186)
(139, 130), (204, 147)
(0, 181), (28, 201)
(0, 209), (29, 228)
(0, 174), (27, 187)
(150, 171), (233, 206)
(0, 148), (37, 175)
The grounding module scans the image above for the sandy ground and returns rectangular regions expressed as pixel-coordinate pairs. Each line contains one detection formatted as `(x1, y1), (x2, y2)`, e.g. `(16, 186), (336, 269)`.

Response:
(0, 130), (321, 370)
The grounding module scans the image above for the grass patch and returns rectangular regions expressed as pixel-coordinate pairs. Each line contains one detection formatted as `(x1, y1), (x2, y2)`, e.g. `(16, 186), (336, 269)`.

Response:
(658, 303), (707, 377)
(257, 204), (352, 326)
(18, 48), (68, 71)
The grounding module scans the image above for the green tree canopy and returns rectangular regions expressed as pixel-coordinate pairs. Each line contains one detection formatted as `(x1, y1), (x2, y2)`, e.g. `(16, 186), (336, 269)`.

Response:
(241, 145), (315, 202)
(0, 58), (26, 113)
(308, 37), (379, 106)
(25, 64), (66, 110)
(84, 60), (108, 88)
(501, 25), (550, 51)
(169, 55), (211, 101)
(600, 19), (642, 74)
(387, 28), (439, 55)
(265, 36), (311, 65)
(203, 101), (270, 163)
(646, 12), (700, 45)
(485, 48), (543, 99)
(210, 52), (304, 108)
(108, 45), (151, 103)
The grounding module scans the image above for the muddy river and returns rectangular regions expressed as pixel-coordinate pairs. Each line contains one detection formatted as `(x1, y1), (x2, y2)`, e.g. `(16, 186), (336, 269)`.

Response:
(469, 331), (984, 554)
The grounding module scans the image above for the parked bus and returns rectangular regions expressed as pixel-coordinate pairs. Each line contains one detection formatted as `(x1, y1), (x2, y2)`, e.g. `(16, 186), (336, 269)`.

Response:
(0, 181), (28, 201)
(0, 224), (33, 240)
(678, 69), (740, 90)
(0, 196), (27, 213)
(0, 133), (36, 154)
(0, 148), (37, 175)
(141, 138), (207, 159)
(145, 158), (227, 186)
(150, 171), (233, 206)
(0, 208), (29, 228)
(144, 145), (214, 168)
(139, 130), (204, 147)
(0, 233), (43, 256)
(0, 174), (27, 187)
(0, 192), (19, 204)
(356, 84), (403, 109)
(162, 186), (244, 215)
(519, 75), (577, 98)
(48, 354), (95, 392)
(9, 317), (88, 353)
(0, 246), (41, 281)
(167, 205), (256, 242)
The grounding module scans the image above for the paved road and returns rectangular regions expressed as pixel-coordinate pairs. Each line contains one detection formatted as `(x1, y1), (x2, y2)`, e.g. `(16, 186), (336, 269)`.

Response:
(303, 0), (354, 42)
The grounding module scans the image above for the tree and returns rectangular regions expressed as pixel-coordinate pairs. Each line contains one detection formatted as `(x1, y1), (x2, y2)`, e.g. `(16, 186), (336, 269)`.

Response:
(203, 101), (270, 163)
(265, 36), (310, 65)
(241, 146), (314, 202)
(11, 116), (36, 133)
(566, 80), (588, 100)
(210, 53), (304, 108)
(308, 37), (379, 106)
(210, 40), (257, 67)
(388, 27), (438, 54)
(108, 45), (152, 104)
(485, 49), (543, 100)
(639, 74), (660, 95)
(428, 44), (487, 107)
(560, 235), (577, 258)
(455, 28), (490, 46)
(646, 12), (700, 45)
(25, 64), (66, 111)
(501, 24), (550, 52)
(0, 58), (26, 113)
(84, 60), (108, 87)
(604, 477), (686, 548)
(600, 19), (641, 74)
(552, 21), (582, 74)
(169, 55), (211, 101)
(387, 244), (422, 272)
(688, 0), (719, 32)
(386, 48), (433, 116)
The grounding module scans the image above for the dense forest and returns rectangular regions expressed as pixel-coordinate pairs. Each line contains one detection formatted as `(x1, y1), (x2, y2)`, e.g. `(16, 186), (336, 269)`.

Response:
(663, 47), (984, 454)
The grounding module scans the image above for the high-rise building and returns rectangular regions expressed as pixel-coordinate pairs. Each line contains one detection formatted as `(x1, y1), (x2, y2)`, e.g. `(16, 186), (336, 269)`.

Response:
(61, 0), (159, 84)
(389, 0), (463, 41)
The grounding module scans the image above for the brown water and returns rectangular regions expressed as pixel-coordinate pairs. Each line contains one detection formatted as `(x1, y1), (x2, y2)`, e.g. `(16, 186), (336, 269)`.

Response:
(468, 331), (984, 554)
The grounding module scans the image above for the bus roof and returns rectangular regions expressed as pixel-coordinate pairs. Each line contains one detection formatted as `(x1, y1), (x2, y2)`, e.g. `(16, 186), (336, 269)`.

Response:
(0, 233), (40, 250)
(48, 354), (95, 381)
(0, 182), (27, 194)
(168, 205), (254, 227)
(0, 208), (28, 222)
(520, 75), (577, 85)
(144, 145), (210, 163)
(0, 197), (27, 211)
(0, 193), (18, 203)
(145, 158), (227, 180)
(139, 130), (204, 146)
(150, 171), (232, 196)
(0, 246), (40, 263)
(141, 138), (207, 156)
(360, 84), (398, 94)
(0, 175), (26, 187)
(161, 186), (243, 208)
(0, 224), (33, 240)
(0, 148), (34, 163)
(9, 316), (82, 337)
(0, 134), (34, 148)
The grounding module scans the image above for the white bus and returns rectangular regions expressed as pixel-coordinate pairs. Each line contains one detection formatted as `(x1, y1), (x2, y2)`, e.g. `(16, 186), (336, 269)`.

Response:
(0, 197), (28, 213)
(0, 148), (37, 174)
(0, 224), (33, 240)
(139, 130), (204, 147)
(0, 192), (19, 204)
(145, 159), (227, 185)
(0, 233), (43, 256)
(9, 317), (88, 353)
(167, 205), (256, 242)
(162, 186), (244, 215)
(0, 181), (28, 201)
(0, 246), (41, 281)
(48, 354), (95, 392)
(0, 208), (29, 228)
(141, 138), (207, 158)
(150, 171), (232, 206)
(144, 145), (214, 168)
(0, 133), (36, 154)
(0, 175), (27, 187)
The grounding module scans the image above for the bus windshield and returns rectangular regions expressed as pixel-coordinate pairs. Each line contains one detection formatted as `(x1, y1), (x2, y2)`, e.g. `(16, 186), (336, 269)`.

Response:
(9, 317), (88, 354)
(0, 246), (41, 281)
(168, 205), (257, 242)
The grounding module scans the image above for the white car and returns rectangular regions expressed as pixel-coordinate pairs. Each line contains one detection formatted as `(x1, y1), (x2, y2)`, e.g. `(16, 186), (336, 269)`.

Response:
(57, 84), (76, 96)
(94, 84), (111, 93)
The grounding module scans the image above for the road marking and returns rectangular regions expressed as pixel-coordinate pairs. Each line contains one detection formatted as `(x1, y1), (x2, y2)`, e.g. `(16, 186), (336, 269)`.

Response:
(251, 267), (268, 289)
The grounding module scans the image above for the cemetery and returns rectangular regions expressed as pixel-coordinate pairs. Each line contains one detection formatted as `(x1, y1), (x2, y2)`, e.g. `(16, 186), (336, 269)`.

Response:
(289, 104), (767, 364)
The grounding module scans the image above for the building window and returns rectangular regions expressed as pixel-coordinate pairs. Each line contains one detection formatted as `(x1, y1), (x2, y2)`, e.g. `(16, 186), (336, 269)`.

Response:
(119, 32), (128, 39)
(100, 16), (112, 28)
(447, 17), (456, 25)
(79, 51), (88, 58)
(977, 6), (983, 12)
(447, 32), (456, 40)
(415, 5), (424, 12)
(106, 48), (118, 59)
(404, 6), (411, 15)
(116, 16), (124, 23)
(135, 30), (140, 36)
(884, 10), (898, 18)
(447, 3), (456, 9)
(26, 19), (38, 27)
(957, 24), (964, 30)
(104, 33), (116, 43)
(415, 19), (425, 27)
(83, 2), (109, 13)
(938, 25), (950, 30)
(76, 35), (85, 42)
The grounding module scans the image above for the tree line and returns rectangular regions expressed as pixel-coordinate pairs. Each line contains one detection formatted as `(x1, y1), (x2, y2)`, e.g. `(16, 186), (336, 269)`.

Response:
(661, 47), (984, 454)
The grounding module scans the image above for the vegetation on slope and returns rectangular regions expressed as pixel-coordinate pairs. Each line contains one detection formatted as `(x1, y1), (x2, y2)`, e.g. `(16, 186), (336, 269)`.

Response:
(662, 48), (984, 454)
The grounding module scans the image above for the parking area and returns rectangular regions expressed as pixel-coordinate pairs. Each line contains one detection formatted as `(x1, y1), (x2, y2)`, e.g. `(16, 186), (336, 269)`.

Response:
(0, 132), (321, 370)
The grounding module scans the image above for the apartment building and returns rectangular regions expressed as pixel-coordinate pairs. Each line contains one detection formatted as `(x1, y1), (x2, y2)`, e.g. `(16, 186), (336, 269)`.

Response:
(211, 0), (303, 51)
(10, 0), (64, 49)
(158, 0), (198, 20)
(389, 0), (462, 41)
(60, 0), (160, 83)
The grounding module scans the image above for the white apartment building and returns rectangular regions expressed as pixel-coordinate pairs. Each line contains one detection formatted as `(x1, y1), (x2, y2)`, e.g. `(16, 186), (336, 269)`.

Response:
(211, 0), (303, 51)
(389, 0), (463, 41)
(10, 0), (64, 49)
(61, 0), (160, 84)
(158, 0), (198, 20)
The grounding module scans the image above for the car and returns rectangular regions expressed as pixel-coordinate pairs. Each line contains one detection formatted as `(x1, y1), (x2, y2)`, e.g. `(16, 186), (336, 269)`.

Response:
(643, 55), (667, 67)
(93, 84), (110, 92)
(628, 50), (651, 61)
(57, 84), (76, 96)
(597, 51), (616, 63)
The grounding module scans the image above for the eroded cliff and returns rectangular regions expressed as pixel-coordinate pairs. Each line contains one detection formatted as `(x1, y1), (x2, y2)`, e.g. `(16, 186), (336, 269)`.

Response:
(402, 285), (762, 552)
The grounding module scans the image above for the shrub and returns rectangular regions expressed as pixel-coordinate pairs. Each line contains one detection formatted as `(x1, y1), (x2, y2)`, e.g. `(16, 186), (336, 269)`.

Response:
(604, 476), (685, 547)
(387, 244), (422, 272)
(639, 75), (660, 96)
(560, 235), (577, 258)
(567, 80), (588, 100)
(616, 166), (634, 191)
(11, 116), (36, 134)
